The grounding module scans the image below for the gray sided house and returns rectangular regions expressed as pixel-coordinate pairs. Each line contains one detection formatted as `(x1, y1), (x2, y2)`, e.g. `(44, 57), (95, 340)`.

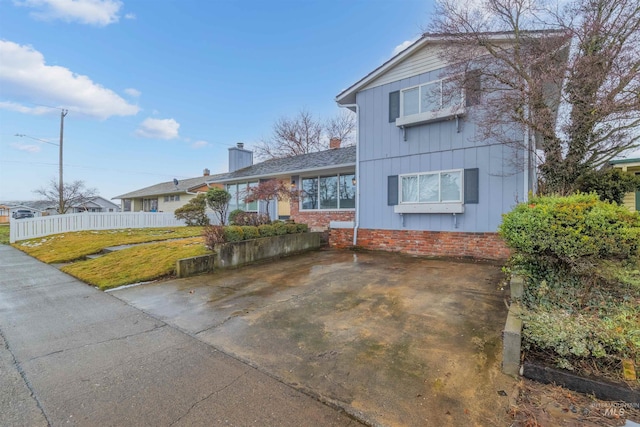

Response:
(208, 142), (356, 230)
(113, 170), (226, 213)
(335, 34), (534, 260)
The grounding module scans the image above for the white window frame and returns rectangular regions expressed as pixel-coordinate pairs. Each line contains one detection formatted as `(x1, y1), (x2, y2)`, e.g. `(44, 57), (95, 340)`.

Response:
(396, 77), (465, 128)
(395, 169), (464, 214)
(226, 181), (259, 212)
(300, 172), (356, 211)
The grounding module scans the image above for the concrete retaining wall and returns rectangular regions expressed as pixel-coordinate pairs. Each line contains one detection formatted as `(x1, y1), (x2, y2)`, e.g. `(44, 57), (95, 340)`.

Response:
(176, 232), (322, 278)
(215, 232), (321, 268)
(502, 275), (524, 376)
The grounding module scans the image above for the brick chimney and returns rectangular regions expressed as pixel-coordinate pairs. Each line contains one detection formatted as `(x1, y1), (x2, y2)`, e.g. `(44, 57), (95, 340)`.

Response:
(203, 168), (210, 176)
(329, 138), (341, 149)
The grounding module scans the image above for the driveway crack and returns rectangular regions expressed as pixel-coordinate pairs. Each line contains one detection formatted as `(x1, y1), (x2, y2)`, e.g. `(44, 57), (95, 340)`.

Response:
(168, 369), (250, 426)
(27, 323), (166, 362)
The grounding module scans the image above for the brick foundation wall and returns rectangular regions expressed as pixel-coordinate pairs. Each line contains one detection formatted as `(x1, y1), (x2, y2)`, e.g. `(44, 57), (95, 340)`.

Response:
(329, 228), (510, 260)
(289, 201), (355, 231)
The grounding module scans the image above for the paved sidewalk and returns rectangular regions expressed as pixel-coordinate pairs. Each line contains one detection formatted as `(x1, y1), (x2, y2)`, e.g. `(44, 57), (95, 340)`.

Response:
(0, 245), (361, 427)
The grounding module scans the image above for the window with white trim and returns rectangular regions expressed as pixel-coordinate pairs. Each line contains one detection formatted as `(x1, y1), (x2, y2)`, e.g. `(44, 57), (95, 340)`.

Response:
(400, 170), (462, 204)
(227, 181), (259, 212)
(400, 78), (463, 118)
(164, 195), (180, 202)
(301, 173), (355, 210)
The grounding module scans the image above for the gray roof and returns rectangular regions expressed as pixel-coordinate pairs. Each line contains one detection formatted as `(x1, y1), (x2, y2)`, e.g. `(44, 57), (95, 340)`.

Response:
(113, 173), (227, 199)
(209, 145), (356, 183)
(0, 200), (55, 211)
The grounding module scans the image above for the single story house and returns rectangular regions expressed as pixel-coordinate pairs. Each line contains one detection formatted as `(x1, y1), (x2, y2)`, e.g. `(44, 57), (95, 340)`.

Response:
(207, 140), (355, 230)
(332, 32), (548, 260)
(611, 158), (640, 212)
(113, 170), (224, 213)
(69, 196), (121, 213)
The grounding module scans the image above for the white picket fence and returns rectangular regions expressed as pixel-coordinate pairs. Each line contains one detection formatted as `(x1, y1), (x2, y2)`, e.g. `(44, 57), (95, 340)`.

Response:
(9, 212), (187, 243)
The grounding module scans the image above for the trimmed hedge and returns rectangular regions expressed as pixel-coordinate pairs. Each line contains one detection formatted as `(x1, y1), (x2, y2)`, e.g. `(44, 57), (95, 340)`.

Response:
(499, 193), (640, 372)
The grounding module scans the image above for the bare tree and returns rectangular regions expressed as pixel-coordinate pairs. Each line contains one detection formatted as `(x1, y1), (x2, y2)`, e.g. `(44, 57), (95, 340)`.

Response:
(255, 109), (356, 160)
(33, 179), (98, 214)
(429, 0), (640, 195)
(325, 109), (356, 146)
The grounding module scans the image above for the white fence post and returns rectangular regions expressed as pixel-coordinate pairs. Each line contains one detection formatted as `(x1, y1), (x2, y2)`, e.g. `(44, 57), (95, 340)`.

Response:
(9, 212), (187, 243)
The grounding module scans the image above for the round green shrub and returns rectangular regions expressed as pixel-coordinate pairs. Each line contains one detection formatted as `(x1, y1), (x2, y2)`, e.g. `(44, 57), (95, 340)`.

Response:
(258, 224), (276, 237)
(499, 193), (640, 261)
(272, 221), (287, 235)
(240, 226), (260, 240)
(223, 225), (244, 242)
(228, 209), (245, 225)
(285, 223), (298, 234)
(296, 223), (309, 233)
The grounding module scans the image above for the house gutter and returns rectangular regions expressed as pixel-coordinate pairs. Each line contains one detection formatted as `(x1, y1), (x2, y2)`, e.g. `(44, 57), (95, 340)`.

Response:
(339, 103), (360, 246)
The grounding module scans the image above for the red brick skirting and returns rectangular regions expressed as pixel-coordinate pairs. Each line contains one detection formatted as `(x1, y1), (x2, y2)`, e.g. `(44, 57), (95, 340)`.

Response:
(289, 201), (355, 231)
(329, 228), (510, 260)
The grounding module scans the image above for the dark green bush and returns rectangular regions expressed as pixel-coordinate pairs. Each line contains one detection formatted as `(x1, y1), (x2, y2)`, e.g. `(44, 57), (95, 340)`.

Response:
(228, 209), (245, 225)
(296, 223), (309, 233)
(272, 221), (287, 235)
(258, 224), (276, 237)
(285, 223), (298, 234)
(499, 193), (640, 371)
(174, 193), (210, 226)
(240, 226), (260, 240)
(500, 193), (640, 263)
(224, 225), (244, 242)
(576, 168), (640, 204)
(202, 225), (225, 250)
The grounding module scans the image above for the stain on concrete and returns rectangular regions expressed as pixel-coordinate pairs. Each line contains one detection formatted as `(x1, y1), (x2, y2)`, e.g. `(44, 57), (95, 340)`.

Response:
(114, 250), (515, 426)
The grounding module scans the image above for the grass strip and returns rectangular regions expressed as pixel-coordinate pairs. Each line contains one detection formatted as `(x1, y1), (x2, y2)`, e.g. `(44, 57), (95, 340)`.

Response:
(0, 225), (9, 245)
(61, 237), (211, 290)
(13, 227), (204, 263)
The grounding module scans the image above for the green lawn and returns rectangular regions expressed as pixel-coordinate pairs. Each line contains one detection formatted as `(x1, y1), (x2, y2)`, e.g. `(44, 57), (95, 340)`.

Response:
(61, 237), (211, 290)
(13, 227), (205, 263)
(0, 225), (9, 245)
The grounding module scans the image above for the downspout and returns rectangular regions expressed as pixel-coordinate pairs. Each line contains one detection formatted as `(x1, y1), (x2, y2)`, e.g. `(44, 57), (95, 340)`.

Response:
(340, 103), (360, 246)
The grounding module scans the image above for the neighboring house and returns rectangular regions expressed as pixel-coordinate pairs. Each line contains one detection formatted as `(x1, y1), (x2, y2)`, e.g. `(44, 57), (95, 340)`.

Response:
(333, 33), (541, 260)
(208, 140), (356, 230)
(113, 170), (224, 213)
(70, 196), (121, 213)
(611, 158), (640, 212)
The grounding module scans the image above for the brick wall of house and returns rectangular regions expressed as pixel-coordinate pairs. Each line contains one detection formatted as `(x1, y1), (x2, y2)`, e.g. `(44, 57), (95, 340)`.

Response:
(329, 228), (510, 260)
(289, 201), (355, 231)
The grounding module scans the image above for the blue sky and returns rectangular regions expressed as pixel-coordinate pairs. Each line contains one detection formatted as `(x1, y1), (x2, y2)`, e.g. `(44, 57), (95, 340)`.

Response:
(0, 0), (435, 201)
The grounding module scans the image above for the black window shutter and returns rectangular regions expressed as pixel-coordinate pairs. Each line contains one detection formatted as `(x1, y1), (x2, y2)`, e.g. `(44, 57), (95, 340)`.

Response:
(465, 70), (481, 107)
(464, 168), (479, 204)
(388, 175), (399, 205)
(389, 91), (400, 123)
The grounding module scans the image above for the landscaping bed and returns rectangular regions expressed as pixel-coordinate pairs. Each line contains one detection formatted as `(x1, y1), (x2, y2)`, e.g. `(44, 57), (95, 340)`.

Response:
(499, 193), (640, 397)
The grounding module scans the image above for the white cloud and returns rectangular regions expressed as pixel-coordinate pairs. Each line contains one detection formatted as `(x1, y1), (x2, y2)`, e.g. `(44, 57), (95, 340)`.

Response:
(14, 0), (123, 26)
(392, 39), (417, 56)
(0, 40), (140, 119)
(124, 12), (135, 20)
(0, 101), (53, 115)
(11, 143), (41, 153)
(191, 140), (208, 149)
(124, 88), (141, 97)
(135, 118), (180, 140)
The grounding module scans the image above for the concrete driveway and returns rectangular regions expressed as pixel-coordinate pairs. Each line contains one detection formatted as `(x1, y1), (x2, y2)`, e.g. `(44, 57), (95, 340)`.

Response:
(113, 249), (515, 426)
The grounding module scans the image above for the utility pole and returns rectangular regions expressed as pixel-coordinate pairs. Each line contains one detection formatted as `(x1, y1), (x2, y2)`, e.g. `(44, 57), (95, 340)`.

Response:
(59, 109), (68, 214)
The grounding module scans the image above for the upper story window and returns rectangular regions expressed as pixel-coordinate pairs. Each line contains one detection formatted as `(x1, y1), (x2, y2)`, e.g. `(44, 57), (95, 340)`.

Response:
(401, 79), (462, 118)
(390, 71), (480, 128)
(301, 173), (355, 210)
